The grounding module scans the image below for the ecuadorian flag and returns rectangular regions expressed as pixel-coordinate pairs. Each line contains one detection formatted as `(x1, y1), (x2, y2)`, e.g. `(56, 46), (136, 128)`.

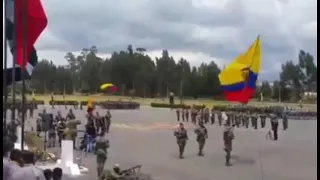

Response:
(219, 36), (261, 104)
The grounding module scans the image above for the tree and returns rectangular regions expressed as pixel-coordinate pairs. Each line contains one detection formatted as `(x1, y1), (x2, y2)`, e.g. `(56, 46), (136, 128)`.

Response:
(30, 46), (315, 102)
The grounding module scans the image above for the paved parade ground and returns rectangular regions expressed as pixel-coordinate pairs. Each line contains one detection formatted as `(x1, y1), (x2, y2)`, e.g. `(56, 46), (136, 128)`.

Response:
(9, 106), (317, 180)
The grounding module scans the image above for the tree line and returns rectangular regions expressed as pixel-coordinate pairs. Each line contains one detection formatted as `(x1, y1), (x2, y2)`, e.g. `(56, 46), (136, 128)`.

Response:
(28, 45), (317, 102)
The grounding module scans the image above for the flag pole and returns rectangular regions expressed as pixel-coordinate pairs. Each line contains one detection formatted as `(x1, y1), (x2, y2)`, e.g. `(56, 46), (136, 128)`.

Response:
(3, 0), (8, 126)
(21, 0), (28, 150)
(11, 0), (17, 122)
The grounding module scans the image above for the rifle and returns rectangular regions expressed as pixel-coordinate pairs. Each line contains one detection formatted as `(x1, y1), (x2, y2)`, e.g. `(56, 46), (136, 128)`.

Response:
(121, 165), (142, 175)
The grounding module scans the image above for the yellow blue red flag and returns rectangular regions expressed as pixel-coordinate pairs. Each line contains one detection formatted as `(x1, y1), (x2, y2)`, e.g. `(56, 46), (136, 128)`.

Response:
(218, 36), (261, 104)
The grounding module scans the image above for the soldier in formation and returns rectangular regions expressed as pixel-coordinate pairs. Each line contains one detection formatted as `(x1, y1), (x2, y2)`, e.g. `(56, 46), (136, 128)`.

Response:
(223, 123), (235, 166)
(194, 121), (208, 156)
(173, 123), (188, 159)
(96, 131), (110, 178)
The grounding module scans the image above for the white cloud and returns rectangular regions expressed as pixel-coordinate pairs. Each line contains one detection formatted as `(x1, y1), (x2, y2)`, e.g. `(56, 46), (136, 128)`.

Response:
(3, 0), (317, 81)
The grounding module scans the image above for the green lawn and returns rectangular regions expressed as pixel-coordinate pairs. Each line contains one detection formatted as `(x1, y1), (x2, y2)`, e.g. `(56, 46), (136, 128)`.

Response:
(27, 94), (317, 109)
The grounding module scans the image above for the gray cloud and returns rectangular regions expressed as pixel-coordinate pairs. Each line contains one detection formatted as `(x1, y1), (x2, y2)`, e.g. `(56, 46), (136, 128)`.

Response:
(37, 0), (317, 81)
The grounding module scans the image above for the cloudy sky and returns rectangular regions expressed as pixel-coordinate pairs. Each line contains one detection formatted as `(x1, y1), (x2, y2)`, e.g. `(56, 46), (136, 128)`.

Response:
(6, 0), (317, 81)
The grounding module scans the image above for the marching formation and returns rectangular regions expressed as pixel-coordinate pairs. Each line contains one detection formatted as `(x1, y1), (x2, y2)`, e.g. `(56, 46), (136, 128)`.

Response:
(173, 105), (290, 166)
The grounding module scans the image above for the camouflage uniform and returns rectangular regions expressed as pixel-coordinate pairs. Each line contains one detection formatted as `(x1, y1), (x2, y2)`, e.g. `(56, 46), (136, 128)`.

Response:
(260, 113), (266, 128)
(194, 122), (208, 156)
(105, 110), (112, 133)
(96, 134), (110, 178)
(174, 124), (188, 159)
(251, 113), (258, 129)
(191, 108), (197, 124)
(184, 108), (189, 122)
(270, 113), (279, 141)
(176, 109), (180, 122)
(204, 108), (209, 124)
(282, 113), (288, 130)
(210, 109), (215, 124)
(218, 111), (222, 126)
(244, 113), (249, 128)
(223, 124), (234, 166)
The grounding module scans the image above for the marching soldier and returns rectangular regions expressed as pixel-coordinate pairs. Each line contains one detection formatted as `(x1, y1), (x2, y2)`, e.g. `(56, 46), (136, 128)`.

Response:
(194, 121), (208, 156)
(270, 113), (279, 141)
(251, 112), (258, 129)
(244, 112), (250, 128)
(218, 111), (222, 126)
(174, 123), (188, 159)
(210, 108), (215, 124)
(181, 108), (185, 122)
(184, 108), (189, 122)
(282, 112), (288, 130)
(223, 123), (235, 166)
(191, 107), (197, 124)
(260, 112), (267, 128)
(95, 132), (110, 178)
(204, 108), (210, 124)
(176, 109), (180, 122)
(235, 113), (240, 127)
(105, 109), (112, 133)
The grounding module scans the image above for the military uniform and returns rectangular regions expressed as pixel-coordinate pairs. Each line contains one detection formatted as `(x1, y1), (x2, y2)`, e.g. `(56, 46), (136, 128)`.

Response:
(244, 113), (249, 128)
(105, 110), (112, 133)
(174, 124), (188, 159)
(218, 111), (222, 126)
(223, 124), (234, 166)
(260, 113), (266, 128)
(194, 123), (208, 156)
(270, 113), (279, 141)
(251, 113), (258, 129)
(184, 109), (189, 122)
(191, 108), (197, 124)
(282, 113), (288, 130)
(176, 109), (181, 122)
(204, 108), (209, 124)
(96, 135), (110, 178)
(210, 109), (215, 124)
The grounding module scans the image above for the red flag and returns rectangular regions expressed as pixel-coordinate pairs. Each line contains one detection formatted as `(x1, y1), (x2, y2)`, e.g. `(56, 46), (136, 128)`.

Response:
(14, 0), (48, 68)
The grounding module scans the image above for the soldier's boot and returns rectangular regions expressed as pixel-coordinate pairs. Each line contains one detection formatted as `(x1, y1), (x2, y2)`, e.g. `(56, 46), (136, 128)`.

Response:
(225, 152), (232, 166)
(179, 146), (184, 159)
(198, 149), (204, 156)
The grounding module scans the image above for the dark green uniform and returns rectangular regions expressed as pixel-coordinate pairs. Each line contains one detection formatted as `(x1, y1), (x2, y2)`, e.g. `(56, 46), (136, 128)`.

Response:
(251, 113), (258, 129)
(176, 109), (180, 122)
(260, 113), (266, 128)
(96, 136), (110, 178)
(184, 109), (189, 122)
(210, 109), (215, 124)
(195, 123), (208, 156)
(174, 126), (188, 159)
(223, 124), (234, 166)
(105, 110), (112, 133)
(282, 113), (288, 130)
(218, 111), (222, 126)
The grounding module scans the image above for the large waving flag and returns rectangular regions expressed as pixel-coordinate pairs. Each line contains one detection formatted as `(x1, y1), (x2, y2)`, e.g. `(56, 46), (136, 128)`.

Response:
(4, 0), (48, 85)
(219, 36), (261, 104)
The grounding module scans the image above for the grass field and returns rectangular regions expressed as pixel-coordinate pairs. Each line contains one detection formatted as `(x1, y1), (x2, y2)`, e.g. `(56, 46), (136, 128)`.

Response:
(26, 94), (317, 109)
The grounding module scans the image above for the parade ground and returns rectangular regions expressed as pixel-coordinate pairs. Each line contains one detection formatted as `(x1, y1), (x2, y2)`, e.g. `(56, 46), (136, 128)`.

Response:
(17, 106), (317, 180)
